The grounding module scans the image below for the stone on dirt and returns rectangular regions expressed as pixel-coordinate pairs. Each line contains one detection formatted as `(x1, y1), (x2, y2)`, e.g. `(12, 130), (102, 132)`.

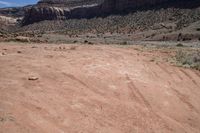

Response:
(28, 76), (39, 81)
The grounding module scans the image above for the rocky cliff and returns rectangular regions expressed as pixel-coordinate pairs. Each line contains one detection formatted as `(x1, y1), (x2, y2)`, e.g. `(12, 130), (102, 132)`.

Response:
(22, 0), (200, 25)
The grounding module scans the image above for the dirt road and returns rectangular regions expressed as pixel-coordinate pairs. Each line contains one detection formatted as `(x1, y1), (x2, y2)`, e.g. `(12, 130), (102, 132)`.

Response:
(0, 43), (200, 133)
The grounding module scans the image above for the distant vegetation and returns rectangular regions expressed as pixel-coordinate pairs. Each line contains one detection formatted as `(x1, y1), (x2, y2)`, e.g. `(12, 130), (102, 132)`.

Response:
(176, 50), (200, 70)
(14, 7), (200, 35)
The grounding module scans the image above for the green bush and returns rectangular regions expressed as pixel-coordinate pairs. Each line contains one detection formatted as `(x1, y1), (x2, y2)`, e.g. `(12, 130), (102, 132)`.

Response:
(176, 50), (200, 70)
(176, 43), (184, 47)
(120, 41), (128, 45)
(73, 40), (78, 43)
(196, 28), (200, 31)
(84, 40), (88, 43)
(88, 41), (94, 45)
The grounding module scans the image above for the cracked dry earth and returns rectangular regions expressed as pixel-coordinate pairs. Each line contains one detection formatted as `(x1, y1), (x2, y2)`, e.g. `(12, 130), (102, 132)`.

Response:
(0, 43), (200, 133)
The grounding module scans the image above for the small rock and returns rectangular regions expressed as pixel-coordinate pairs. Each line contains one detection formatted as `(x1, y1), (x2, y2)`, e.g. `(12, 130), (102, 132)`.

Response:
(1, 52), (6, 55)
(28, 76), (39, 81)
(0, 117), (4, 122)
(17, 51), (22, 54)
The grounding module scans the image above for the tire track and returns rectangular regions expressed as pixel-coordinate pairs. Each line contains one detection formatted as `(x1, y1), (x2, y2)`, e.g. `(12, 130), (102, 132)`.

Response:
(157, 63), (171, 75)
(143, 63), (159, 79)
(126, 75), (152, 109)
(126, 77), (141, 103)
(62, 73), (105, 97)
(157, 63), (184, 80)
(194, 71), (200, 78)
(63, 73), (90, 89)
(176, 71), (183, 80)
(125, 75), (173, 132)
(179, 69), (199, 87)
(170, 87), (199, 114)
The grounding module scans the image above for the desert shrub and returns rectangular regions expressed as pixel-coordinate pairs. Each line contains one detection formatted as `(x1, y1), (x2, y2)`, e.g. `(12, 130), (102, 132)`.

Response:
(176, 50), (200, 70)
(88, 41), (94, 45)
(37, 34), (42, 37)
(73, 40), (78, 43)
(15, 36), (30, 42)
(182, 37), (192, 41)
(176, 43), (184, 47)
(84, 40), (88, 43)
(196, 28), (200, 31)
(120, 41), (128, 45)
(6, 36), (30, 43)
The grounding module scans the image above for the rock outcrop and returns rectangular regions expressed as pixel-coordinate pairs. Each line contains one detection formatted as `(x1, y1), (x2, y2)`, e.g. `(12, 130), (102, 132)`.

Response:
(22, 0), (200, 25)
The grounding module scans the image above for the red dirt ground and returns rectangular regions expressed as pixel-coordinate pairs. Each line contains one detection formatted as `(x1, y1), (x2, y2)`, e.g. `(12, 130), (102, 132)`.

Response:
(0, 43), (200, 133)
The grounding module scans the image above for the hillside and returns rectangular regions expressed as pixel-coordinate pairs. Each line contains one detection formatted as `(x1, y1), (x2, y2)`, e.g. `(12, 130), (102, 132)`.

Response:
(22, 0), (200, 25)
(0, 0), (200, 42)
(9, 6), (199, 42)
(0, 5), (32, 18)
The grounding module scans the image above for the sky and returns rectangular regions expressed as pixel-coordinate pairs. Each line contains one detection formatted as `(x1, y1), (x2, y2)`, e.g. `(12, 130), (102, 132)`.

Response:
(0, 0), (38, 8)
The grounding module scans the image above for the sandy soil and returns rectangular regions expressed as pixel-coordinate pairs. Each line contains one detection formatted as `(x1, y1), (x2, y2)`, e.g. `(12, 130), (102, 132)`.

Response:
(0, 43), (200, 133)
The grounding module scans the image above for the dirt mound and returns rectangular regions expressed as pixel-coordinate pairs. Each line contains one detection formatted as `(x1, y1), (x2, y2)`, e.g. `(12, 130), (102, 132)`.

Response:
(0, 43), (200, 133)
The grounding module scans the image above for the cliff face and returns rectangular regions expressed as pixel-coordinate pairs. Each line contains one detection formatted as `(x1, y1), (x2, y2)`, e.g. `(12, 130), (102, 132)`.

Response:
(22, 4), (101, 25)
(21, 0), (198, 25)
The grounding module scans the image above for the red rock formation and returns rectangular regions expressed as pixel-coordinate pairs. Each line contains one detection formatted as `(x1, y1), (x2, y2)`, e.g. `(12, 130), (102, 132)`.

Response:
(22, 0), (199, 25)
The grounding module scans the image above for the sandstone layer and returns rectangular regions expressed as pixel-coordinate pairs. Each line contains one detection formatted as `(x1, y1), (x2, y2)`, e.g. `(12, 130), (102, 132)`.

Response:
(22, 0), (170, 25)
